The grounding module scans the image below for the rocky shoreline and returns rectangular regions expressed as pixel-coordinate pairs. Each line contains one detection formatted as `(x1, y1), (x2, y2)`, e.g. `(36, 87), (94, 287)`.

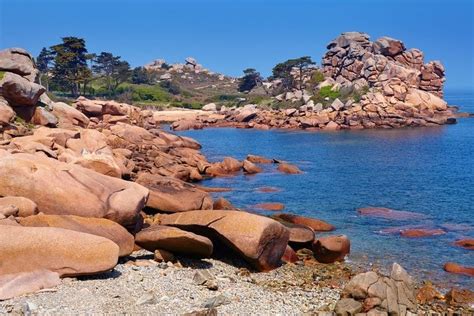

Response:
(0, 45), (473, 315)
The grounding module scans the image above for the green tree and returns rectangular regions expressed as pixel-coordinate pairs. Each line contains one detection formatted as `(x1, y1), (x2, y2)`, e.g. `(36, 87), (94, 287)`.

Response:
(238, 68), (262, 92)
(36, 47), (54, 90)
(271, 56), (316, 90)
(50, 37), (91, 96)
(93, 52), (131, 96)
(131, 66), (150, 84)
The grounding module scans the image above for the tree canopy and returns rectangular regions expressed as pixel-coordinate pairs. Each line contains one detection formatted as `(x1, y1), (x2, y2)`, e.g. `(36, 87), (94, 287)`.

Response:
(238, 68), (262, 92)
(271, 56), (316, 90)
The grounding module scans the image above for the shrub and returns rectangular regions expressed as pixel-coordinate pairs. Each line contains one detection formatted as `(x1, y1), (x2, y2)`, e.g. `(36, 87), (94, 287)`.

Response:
(318, 85), (341, 100)
(309, 70), (325, 85)
(0, 71), (5, 81)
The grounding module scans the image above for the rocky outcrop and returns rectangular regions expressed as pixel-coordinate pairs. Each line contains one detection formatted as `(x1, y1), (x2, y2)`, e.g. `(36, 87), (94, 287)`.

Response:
(0, 152), (149, 228)
(0, 225), (119, 277)
(0, 48), (38, 82)
(337, 263), (417, 315)
(158, 210), (290, 271)
(322, 32), (444, 97)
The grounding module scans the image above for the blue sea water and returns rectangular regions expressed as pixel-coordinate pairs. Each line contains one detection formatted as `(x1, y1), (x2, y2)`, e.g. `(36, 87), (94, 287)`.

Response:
(174, 90), (474, 289)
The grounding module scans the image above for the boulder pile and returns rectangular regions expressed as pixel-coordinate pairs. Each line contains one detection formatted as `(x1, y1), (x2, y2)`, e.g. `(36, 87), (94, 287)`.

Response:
(0, 48), (348, 301)
(335, 263), (417, 316)
(171, 32), (459, 131)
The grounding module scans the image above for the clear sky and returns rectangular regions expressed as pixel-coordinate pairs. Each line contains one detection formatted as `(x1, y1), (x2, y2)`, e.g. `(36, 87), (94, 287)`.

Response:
(1, 0), (473, 89)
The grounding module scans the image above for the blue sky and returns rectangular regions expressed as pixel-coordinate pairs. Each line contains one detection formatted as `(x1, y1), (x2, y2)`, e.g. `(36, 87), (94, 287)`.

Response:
(1, 0), (473, 89)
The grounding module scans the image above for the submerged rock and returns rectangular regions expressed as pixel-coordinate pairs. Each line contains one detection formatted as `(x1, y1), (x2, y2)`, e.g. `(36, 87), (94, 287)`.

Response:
(443, 262), (474, 277)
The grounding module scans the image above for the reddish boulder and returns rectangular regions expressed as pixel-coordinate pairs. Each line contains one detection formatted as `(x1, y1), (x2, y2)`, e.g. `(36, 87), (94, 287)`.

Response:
(454, 239), (474, 250)
(273, 213), (334, 232)
(254, 203), (285, 212)
(0, 153), (149, 228)
(357, 207), (426, 220)
(246, 154), (272, 164)
(400, 228), (445, 238)
(277, 163), (302, 174)
(242, 159), (262, 174)
(135, 225), (213, 257)
(445, 288), (474, 306)
(136, 173), (212, 213)
(257, 187), (281, 193)
(0, 225), (119, 277)
(158, 210), (290, 271)
(443, 262), (474, 277)
(281, 245), (299, 264)
(18, 214), (134, 257)
(213, 197), (235, 210)
(312, 235), (351, 263)
(416, 282), (444, 304)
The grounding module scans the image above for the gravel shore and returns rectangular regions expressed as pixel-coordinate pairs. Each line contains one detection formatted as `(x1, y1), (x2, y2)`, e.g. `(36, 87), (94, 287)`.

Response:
(0, 251), (344, 315)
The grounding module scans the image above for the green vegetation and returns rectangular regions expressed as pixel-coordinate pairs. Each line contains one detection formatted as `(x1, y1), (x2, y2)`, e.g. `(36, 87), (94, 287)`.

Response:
(308, 70), (325, 85)
(118, 84), (172, 103)
(0, 71), (5, 81)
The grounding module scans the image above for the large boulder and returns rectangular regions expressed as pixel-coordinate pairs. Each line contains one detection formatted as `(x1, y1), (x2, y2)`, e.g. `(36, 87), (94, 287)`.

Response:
(51, 102), (90, 128)
(135, 225), (213, 257)
(158, 210), (290, 271)
(18, 214), (135, 257)
(373, 36), (405, 56)
(136, 173), (213, 213)
(0, 225), (119, 277)
(0, 48), (38, 82)
(312, 235), (350, 263)
(0, 153), (149, 228)
(0, 72), (45, 106)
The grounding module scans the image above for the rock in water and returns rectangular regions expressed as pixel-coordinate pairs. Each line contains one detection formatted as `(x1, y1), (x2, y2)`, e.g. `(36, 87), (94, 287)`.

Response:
(0, 225), (119, 277)
(272, 213), (334, 231)
(0, 270), (61, 300)
(277, 163), (302, 174)
(135, 225), (213, 257)
(0, 153), (149, 228)
(18, 214), (135, 257)
(312, 235), (350, 263)
(158, 210), (290, 271)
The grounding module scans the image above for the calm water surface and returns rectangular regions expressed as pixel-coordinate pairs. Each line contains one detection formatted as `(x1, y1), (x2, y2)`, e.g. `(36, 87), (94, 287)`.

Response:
(175, 90), (474, 289)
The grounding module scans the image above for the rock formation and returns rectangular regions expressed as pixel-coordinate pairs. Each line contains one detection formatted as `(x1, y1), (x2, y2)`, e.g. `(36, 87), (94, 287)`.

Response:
(322, 32), (445, 97)
(336, 263), (417, 315)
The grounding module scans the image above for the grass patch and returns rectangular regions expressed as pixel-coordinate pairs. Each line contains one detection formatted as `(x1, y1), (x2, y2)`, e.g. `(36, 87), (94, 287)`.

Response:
(0, 71), (6, 81)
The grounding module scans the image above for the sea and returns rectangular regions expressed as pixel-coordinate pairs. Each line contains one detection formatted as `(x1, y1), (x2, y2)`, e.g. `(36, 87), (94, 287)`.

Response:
(174, 89), (474, 289)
